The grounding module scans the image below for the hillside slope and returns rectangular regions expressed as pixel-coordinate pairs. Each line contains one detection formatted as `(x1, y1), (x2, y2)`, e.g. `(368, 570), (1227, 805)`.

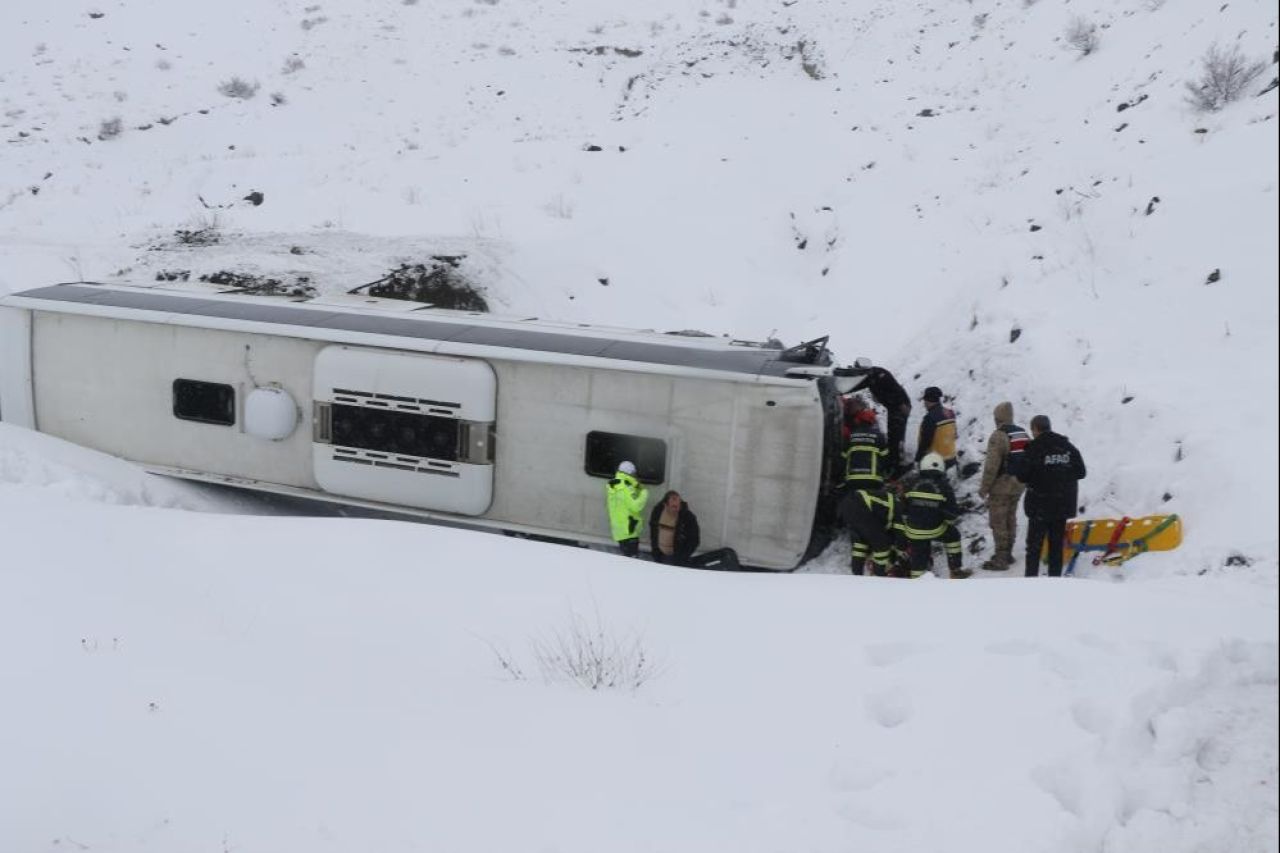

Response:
(0, 2), (1277, 851)
(3, 0), (1276, 567)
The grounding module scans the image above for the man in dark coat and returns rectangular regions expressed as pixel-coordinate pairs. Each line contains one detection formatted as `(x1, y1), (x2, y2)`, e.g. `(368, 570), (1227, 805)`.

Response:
(915, 386), (957, 470)
(648, 490), (739, 569)
(849, 365), (911, 477)
(1017, 415), (1087, 577)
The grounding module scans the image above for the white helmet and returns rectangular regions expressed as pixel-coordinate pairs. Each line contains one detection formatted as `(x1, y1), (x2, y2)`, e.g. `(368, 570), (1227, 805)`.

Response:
(920, 453), (945, 473)
(617, 460), (637, 475)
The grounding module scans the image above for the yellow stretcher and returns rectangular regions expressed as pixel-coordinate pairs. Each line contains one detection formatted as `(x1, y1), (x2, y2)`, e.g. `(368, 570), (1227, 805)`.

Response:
(1040, 514), (1183, 574)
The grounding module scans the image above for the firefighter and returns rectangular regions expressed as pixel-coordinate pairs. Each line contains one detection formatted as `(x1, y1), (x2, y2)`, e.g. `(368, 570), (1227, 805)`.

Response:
(899, 452), (970, 578)
(842, 407), (890, 489)
(843, 485), (897, 576)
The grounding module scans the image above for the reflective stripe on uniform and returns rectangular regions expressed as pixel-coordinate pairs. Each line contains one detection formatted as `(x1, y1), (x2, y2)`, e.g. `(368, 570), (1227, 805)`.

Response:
(902, 524), (948, 540)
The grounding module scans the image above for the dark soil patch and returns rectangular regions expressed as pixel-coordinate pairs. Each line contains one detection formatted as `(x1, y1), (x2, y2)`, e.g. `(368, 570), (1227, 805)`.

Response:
(362, 258), (488, 311)
(200, 270), (317, 297)
(155, 268), (317, 298)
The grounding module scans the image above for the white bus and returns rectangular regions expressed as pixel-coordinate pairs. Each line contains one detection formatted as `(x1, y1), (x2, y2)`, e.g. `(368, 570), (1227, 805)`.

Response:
(0, 281), (857, 569)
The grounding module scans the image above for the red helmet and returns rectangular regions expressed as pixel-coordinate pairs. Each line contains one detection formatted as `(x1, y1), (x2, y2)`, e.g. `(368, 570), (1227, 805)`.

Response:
(853, 408), (877, 426)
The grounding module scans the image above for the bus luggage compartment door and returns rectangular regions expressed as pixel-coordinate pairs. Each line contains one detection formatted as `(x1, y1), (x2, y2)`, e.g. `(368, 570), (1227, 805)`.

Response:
(312, 346), (496, 516)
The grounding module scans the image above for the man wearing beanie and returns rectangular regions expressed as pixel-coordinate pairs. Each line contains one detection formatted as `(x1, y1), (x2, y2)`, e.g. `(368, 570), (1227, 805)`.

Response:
(914, 386), (957, 470)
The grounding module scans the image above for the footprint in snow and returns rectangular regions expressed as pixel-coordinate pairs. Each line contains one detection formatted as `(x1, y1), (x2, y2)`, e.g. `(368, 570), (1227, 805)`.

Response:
(1029, 763), (1084, 817)
(985, 639), (1042, 656)
(864, 641), (931, 668)
(828, 763), (895, 793)
(1075, 632), (1117, 653)
(1069, 698), (1112, 735)
(865, 687), (913, 728)
(835, 800), (907, 831)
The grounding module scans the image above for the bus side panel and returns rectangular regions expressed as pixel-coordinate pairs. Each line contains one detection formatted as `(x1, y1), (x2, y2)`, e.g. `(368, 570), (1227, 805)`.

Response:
(485, 360), (740, 555)
(724, 386), (825, 569)
(31, 312), (319, 487)
(0, 306), (34, 428)
(485, 359), (816, 569)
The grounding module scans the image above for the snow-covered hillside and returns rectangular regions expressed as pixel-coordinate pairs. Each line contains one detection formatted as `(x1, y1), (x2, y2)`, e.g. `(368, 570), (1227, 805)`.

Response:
(1, 0), (1276, 850)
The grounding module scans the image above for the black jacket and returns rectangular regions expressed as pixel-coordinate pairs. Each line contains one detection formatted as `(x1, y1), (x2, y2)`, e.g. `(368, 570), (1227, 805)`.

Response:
(649, 499), (701, 565)
(843, 424), (889, 484)
(851, 367), (911, 412)
(899, 470), (959, 536)
(1017, 431), (1087, 519)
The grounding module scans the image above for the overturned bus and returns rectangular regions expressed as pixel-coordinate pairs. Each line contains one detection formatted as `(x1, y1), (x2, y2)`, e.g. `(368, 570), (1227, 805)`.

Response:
(0, 281), (863, 569)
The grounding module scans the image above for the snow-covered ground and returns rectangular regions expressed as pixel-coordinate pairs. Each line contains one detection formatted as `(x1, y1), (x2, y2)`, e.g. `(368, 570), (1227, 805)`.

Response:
(1, 0), (1276, 850)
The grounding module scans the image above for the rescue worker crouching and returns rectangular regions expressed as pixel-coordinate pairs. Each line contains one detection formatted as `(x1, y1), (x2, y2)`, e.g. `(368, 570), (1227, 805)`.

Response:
(843, 486), (897, 576)
(606, 460), (649, 558)
(897, 452), (971, 579)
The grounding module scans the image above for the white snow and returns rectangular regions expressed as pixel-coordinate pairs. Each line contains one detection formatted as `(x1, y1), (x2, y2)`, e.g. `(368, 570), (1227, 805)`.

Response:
(1, 0), (1276, 850)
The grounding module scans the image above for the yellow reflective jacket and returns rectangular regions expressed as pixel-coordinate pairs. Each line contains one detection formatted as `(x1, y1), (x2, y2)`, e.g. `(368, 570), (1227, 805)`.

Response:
(606, 472), (649, 542)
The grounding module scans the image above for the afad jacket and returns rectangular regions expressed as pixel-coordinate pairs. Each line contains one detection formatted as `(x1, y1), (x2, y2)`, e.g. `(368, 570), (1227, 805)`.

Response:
(1017, 431), (1087, 520)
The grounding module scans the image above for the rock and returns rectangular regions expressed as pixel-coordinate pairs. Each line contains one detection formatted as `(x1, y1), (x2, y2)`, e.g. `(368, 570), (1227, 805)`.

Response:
(1205, 268), (1221, 285)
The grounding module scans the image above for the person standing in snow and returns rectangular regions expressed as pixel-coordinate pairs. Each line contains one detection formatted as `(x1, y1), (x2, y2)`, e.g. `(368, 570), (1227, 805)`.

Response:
(839, 406), (894, 575)
(898, 452), (969, 578)
(914, 386), (957, 471)
(648, 490), (740, 569)
(606, 461), (649, 558)
(842, 407), (890, 489)
(977, 401), (1030, 571)
(1017, 415), (1087, 578)
(847, 363), (912, 477)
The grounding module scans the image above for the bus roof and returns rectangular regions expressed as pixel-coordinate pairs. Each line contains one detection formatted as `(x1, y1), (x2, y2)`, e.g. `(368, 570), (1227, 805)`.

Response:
(5, 282), (828, 381)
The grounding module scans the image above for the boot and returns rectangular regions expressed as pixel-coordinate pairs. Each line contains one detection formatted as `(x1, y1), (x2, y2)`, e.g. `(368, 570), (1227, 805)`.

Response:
(950, 567), (973, 579)
(948, 556), (972, 579)
(981, 553), (1011, 571)
(850, 558), (866, 576)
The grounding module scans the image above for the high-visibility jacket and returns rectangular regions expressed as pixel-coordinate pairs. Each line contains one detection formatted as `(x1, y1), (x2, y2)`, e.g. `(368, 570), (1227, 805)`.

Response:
(916, 403), (957, 463)
(843, 425), (889, 485)
(606, 471), (649, 542)
(899, 471), (960, 540)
